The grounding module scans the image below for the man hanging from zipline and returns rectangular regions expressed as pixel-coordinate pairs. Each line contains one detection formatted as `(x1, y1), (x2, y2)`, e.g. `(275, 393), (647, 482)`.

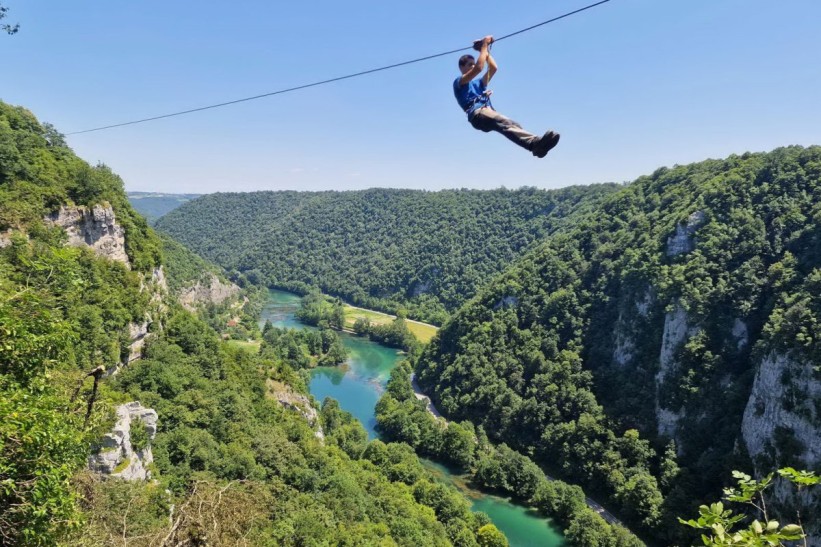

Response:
(454, 35), (559, 158)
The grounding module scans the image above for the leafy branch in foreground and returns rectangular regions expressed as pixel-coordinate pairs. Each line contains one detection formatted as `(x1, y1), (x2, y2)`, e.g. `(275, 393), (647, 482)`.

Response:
(679, 468), (819, 546)
(0, 3), (19, 35)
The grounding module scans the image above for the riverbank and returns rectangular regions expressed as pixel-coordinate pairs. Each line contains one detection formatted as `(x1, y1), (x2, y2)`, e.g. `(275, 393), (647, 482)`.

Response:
(410, 373), (623, 528)
(262, 289), (623, 532)
(260, 289), (567, 546)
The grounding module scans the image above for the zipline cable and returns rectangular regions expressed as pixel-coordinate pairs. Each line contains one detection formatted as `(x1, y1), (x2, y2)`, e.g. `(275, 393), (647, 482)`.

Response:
(68, 0), (611, 135)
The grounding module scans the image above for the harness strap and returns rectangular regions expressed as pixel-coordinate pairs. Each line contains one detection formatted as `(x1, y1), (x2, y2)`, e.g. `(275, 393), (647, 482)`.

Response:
(466, 90), (493, 117)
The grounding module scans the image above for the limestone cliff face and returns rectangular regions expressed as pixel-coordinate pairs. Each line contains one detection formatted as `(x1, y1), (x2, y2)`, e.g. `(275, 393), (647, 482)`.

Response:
(47, 204), (129, 266)
(612, 287), (655, 368)
(178, 273), (240, 311)
(48, 203), (169, 371)
(105, 267), (168, 373)
(125, 321), (150, 365)
(655, 304), (698, 440)
(88, 402), (158, 481)
(742, 351), (821, 467)
(741, 351), (821, 542)
(651, 214), (704, 439)
(595, 206), (821, 537)
(666, 210), (706, 257)
(145, 266), (169, 299)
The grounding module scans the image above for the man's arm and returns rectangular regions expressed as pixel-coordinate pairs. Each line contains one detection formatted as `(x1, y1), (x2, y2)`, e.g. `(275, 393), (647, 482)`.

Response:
(459, 36), (493, 86)
(483, 51), (497, 87)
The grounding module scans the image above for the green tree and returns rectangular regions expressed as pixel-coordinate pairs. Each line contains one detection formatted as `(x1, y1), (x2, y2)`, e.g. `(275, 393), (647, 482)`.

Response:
(477, 524), (509, 547)
(564, 511), (613, 547)
(442, 421), (476, 470)
(1, 3), (18, 35)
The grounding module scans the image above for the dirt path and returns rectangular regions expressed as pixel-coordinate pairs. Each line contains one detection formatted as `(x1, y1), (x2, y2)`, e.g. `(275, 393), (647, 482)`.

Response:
(410, 373), (444, 420)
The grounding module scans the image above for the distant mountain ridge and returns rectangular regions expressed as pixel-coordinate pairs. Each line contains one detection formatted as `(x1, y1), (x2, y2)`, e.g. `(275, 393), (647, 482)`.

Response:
(156, 185), (619, 324)
(127, 191), (201, 224)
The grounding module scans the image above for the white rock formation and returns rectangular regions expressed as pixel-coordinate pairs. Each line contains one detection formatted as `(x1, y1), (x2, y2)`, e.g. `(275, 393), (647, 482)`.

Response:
(0, 229), (13, 248)
(666, 210), (706, 257)
(47, 204), (129, 266)
(636, 287), (655, 318)
(178, 273), (240, 311)
(142, 266), (169, 297)
(742, 351), (821, 466)
(656, 303), (698, 438)
(612, 287), (655, 368)
(613, 326), (635, 368)
(742, 351), (821, 544)
(269, 381), (324, 441)
(732, 318), (749, 351)
(88, 402), (158, 481)
(126, 321), (149, 364)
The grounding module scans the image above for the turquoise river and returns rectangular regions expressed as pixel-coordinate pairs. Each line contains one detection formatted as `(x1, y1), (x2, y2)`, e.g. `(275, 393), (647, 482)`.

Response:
(260, 289), (565, 546)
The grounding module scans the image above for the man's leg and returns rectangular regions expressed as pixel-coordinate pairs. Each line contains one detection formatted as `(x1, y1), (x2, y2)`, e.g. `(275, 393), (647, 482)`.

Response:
(471, 108), (540, 152)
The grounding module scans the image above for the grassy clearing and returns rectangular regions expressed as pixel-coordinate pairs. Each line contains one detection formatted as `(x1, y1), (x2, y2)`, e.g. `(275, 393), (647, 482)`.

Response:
(343, 305), (438, 344)
(405, 321), (438, 344)
(226, 339), (262, 352)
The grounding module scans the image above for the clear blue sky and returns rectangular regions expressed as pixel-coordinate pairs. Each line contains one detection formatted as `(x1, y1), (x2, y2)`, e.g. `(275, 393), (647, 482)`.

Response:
(3, 0), (820, 193)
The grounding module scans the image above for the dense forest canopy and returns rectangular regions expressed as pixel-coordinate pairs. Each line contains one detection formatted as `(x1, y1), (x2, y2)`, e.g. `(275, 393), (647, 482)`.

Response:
(416, 146), (821, 544)
(156, 185), (618, 324)
(0, 100), (510, 546)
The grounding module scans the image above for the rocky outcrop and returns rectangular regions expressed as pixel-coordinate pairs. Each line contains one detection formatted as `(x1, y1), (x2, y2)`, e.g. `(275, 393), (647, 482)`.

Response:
(612, 287), (655, 368)
(143, 266), (169, 299)
(742, 351), (821, 543)
(655, 303), (698, 439)
(635, 287), (654, 318)
(742, 351), (821, 467)
(125, 321), (149, 364)
(46, 206), (163, 372)
(88, 402), (158, 481)
(178, 273), (240, 311)
(613, 327), (635, 368)
(732, 318), (749, 351)
(47, 204), (129, 266)
(0, 229), (14, 248)
(268, 380), (324, 441)
(666, 210), (706, 257)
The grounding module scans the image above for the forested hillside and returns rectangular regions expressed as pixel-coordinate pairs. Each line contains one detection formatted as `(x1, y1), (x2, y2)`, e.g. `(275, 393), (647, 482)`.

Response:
(156, 185), (618, 324)
(0, 101), (510, 545)
(126, 191), (200, 224)
(416, 146), (821, 544)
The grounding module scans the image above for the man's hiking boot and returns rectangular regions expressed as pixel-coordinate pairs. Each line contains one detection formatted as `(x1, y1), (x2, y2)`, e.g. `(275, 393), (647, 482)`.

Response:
(533, 131), (560, 158)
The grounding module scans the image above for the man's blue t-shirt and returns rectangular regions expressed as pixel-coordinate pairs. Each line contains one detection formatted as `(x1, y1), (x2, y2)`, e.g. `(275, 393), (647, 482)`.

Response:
(453, 76), (489, 120)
